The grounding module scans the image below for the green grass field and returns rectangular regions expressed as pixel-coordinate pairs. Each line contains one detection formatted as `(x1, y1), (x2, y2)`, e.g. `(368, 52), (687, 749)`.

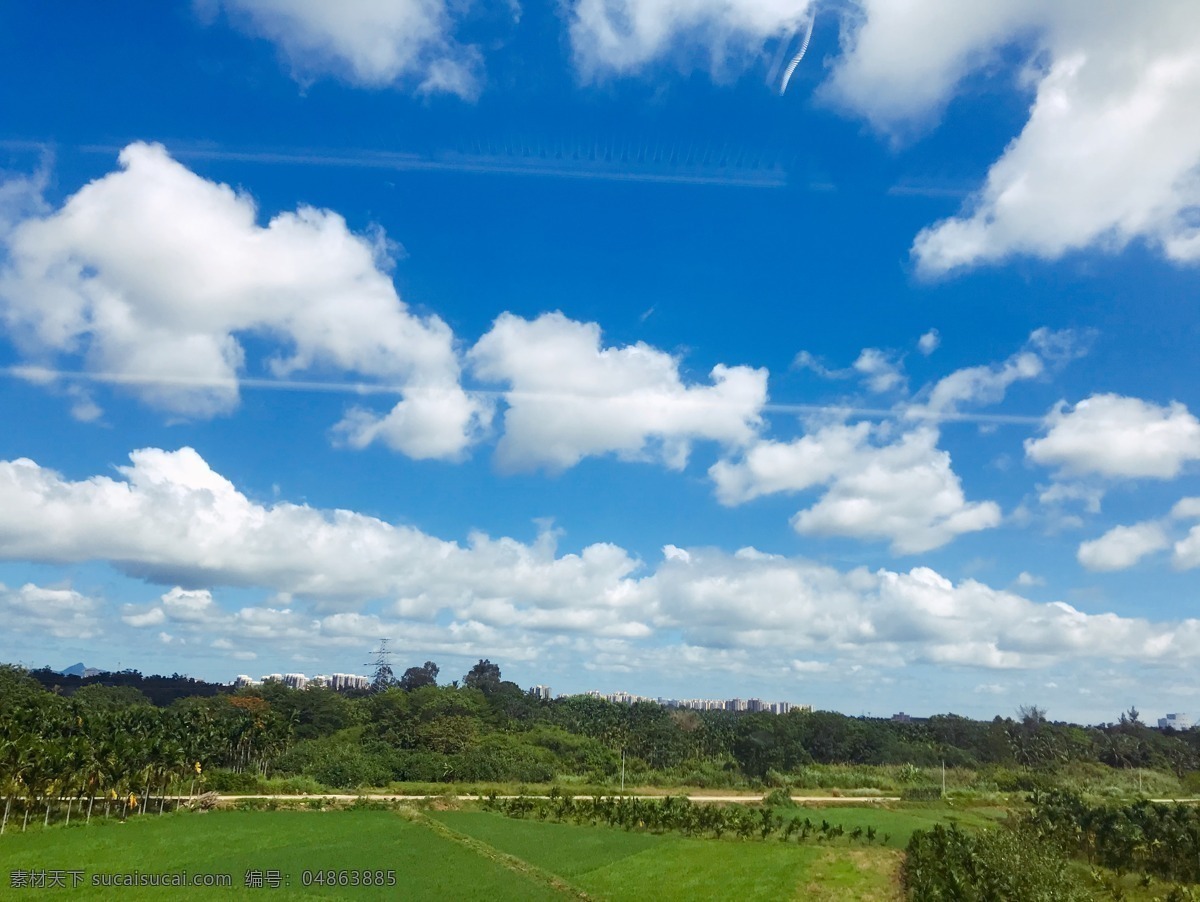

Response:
(429, 810), (901, 900)
(0, 803), (1002, 899)
(0, 810), (568, 900)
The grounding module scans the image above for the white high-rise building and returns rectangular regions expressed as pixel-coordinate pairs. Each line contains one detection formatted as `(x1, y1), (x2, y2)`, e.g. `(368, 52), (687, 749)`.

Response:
(1159, 713), (1193, 731)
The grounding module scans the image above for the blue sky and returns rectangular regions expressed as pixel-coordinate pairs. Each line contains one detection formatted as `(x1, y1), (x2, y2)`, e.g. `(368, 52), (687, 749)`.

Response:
(2, 1), (1200, 723)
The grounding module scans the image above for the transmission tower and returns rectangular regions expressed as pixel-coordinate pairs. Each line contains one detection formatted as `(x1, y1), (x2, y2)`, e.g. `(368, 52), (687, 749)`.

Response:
(366, 638), (396, 692)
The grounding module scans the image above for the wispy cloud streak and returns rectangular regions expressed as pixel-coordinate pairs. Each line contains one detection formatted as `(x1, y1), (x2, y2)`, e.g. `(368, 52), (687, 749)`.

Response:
(3, 366), (1042, 425)
(78, 142), (791, 189)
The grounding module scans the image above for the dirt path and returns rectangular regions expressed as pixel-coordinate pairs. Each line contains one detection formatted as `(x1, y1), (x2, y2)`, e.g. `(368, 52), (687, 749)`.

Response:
(216, 792), (902, 804)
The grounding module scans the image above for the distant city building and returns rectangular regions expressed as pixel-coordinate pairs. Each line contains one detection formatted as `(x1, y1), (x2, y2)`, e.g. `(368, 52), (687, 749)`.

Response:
(892, 712), (912, 723)
(328, 673), (370, 692)
(580, 690), (808, 715)
(232, 671), (369, 692)
(1159, 713), (1193, 731)
(529, 684), (552, 701)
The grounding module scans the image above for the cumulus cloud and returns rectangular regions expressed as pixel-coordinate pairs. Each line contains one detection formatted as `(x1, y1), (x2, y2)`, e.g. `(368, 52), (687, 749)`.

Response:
(1174, 526), (1200, 570)
(1077, 522), (1170, 572)
(568, 0), (814, 79)
(0, 447), (650, 639)
(1171, 497), (1200, 520)
(711, 424), (1000, 554)
(211, 0), (485, 96)
(0, 582), (100, 639)
(1026, 393), (1200, 479)
(852, 348), (906, 393)
(1038, 482), (1103, 515)
(566, 3), (1200, 272)
(648, 549), (1200, 669)
(819, 1), (1200, 272)
(6, 447), (1200, 672)
(908, 343), (1043, 420)
(0, 143), (485, 459)
(1074, 496), (1200, 573)
(918, 329), (940, 356)
(469, 312), (767, 471)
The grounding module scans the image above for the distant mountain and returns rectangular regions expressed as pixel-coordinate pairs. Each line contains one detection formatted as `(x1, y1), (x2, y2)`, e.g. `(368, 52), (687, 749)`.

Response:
(59, 662), (103, 677)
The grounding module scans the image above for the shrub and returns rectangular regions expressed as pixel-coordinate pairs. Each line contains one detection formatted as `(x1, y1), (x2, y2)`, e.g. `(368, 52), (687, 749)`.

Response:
(900, 785), (943, 802)
(904, 822), (1088, 901)
(762, 787), (796, 808)
(204, 769), (262, 793)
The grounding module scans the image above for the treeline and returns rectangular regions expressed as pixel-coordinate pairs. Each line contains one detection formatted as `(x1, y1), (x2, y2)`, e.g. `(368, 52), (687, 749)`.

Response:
(25, 667), (225, 707)
(4, 661), (1200, 803)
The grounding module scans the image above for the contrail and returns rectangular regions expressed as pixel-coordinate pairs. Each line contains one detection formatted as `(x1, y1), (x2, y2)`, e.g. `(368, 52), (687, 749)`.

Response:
(2, 365), (1043, 425)
(779, 13), (816, 96)
(76, 144), (788, 189)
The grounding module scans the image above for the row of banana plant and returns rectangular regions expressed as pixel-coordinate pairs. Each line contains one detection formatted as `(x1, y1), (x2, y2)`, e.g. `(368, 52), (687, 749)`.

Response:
(483, 791), (889, 845)
(0, 670), (293, 833)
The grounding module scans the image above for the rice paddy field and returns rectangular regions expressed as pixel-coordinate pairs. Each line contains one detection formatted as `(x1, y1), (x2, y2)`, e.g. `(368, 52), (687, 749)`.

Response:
(0, 802), (1005, 900)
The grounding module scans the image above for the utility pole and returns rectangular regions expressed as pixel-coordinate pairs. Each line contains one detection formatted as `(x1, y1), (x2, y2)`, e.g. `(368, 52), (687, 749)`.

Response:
(620, 749), (625, 794)
(942, 760), (946, 797)
(366, 639), (395, 693)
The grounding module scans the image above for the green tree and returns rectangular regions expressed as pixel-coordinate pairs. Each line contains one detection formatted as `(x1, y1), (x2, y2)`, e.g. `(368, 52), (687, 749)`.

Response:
(400, 661), (440, 691)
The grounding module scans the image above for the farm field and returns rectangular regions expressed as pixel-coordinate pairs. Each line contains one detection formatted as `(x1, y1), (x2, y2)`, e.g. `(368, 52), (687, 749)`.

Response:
(0, 810), (569, 900)
(430, 808), (902, 900)
(0, 802), (995, 899)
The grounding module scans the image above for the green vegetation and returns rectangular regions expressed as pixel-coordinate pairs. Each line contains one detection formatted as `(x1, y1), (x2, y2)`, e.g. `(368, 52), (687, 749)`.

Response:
(8, 660), (1200, 898)
(6, 662), (1200, 817)
(903, 822), (1089, 901)
(902, 791), (1200, 900)
(0, 805), (904, 900)
(434, 808), (898, 900)
(1031, 790), (1200, 885)
(0, 810), (569, 900)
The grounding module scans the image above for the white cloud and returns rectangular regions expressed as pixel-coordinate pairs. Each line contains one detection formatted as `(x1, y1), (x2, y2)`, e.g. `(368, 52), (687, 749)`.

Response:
(567, 3), (1200, 272)
(820, 1), (1200, 273)
(789, 428), (1001, 553)
(909, 348), (1042, 419)
(5, 447), (1200, 672)
(1015, 571), (1044, 587)
(792, 350), (850, 380)
(711, 424), (1000, 554)
(212, 0), (484, 96)
(918, 329), (940, 356)
(853, 348), (905, 393)
(121, 606), (167, 628)
(0, 448), (649, 640)
(0, 582), (100, 639)
(649, 550), (1200, 669)
(710, 421), (870, 505)
(568, 0), (814, 80)
(1078, 522), (1170, 572)
(1174, 526), (1200, 570)
(0, 143), (485, 460)
(1038, 482), (1103, 515)
(1171, 497), (1200, 519)
(1026, 394), (1200, 479)
(469, 312), (767, 471)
